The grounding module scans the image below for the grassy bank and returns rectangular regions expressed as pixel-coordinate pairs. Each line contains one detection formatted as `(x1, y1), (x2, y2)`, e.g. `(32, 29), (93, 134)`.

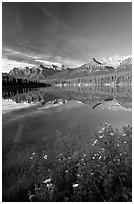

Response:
(3, 124), (132, 202)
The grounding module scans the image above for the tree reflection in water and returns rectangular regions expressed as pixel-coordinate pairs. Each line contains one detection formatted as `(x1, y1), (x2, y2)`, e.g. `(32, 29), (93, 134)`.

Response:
(2, 84), (132, 110)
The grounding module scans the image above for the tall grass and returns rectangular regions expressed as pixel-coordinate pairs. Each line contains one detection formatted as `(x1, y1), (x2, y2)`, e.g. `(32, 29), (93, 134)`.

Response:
(3, 124), (132, 201)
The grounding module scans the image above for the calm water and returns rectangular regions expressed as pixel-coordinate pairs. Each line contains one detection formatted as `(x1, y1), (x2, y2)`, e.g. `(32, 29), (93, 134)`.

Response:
(2, 85), (132, 152)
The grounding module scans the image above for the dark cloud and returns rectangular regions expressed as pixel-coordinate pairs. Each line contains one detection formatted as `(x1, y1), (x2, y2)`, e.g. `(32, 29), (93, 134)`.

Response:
(2, 2), (132, 70)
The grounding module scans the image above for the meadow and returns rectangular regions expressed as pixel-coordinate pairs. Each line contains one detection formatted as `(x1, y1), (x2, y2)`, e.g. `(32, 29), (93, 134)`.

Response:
(3, 124), (132, 202)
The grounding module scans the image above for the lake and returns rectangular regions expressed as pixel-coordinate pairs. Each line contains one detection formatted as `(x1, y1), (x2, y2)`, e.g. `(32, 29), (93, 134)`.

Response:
(2, 84), (132, 154)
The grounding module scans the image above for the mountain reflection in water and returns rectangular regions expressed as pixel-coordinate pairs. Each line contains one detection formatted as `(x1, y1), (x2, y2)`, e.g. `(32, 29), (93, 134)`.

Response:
(2, 84), (131, 152)
(2, 84), (132, 111)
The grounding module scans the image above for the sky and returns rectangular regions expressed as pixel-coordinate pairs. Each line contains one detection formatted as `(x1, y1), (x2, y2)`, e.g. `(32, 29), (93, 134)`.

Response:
(2, 2), (132, 72)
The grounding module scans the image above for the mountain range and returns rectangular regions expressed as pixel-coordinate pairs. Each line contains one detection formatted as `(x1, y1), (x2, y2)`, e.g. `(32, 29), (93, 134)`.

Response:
(8, 64), (60, 81)
(99, 55), (132, 68)
(5, 56), (132, 82)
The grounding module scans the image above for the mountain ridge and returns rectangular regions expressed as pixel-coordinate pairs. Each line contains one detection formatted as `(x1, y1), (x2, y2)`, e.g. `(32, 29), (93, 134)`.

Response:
(6, 56), (132, 82)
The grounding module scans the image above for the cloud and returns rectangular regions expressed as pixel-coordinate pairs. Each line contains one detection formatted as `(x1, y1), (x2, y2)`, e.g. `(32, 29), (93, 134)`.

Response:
(35, 59), (61, 67)
(50, 56), (83, 68)
(36, 57), (82, 68)
(2, 47), (40, 72)
(2, 46), (83, 72)
(2, 2), (132, 70)
(2, 58), (35, 72)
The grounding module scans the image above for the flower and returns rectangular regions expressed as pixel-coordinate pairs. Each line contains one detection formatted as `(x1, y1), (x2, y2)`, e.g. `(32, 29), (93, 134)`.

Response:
(117, 144), (120, 146)
(73, 184), (79, 188)
(29, 195), (34, 201)
(47, 183), (53, 188)
(99, 135), (103, 138)
(43, 155), (48, 159)
(43, 178), (51, 184)
(94, 139), (97, 144)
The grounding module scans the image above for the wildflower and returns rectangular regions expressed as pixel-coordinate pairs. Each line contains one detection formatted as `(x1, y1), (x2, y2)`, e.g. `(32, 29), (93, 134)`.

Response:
(30, 156), (33, 159)
(29, 195), (34, 201)
(117, 144), (120, 146)
(32, 152), (35, 155)
(68, 157), (71, 159)
(43, 155), (48, 159)
(122, 133), (126, 137)
(76, 163), (80, 167)
(124, 141), (127, 144)
(94, 139), (97, 144)
(47, 183), (53, 188)
(83, 154), (86, 157)
(93, 157), (95, 159)
(98, 156), (102, 160)
(110, 133), (114, 136)
(65, 170), (68, 173)
(102, 127), (105, 131)
(99, 135), (103, 138)
(43, 178), (51, 184)
(73, 184), (79, 188)
(98, 131), (102, 134)
(91, 172), (94, 175)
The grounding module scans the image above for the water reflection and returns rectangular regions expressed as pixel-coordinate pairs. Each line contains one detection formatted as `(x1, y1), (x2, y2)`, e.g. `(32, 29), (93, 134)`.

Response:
(2, 84), (132, 152)
(2, 84), (132, 111)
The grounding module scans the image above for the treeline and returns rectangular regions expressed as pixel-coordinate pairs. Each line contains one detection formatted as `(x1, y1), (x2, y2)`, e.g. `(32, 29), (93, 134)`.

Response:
(2, 73), (49, 87)
(51, 71), (132, 86)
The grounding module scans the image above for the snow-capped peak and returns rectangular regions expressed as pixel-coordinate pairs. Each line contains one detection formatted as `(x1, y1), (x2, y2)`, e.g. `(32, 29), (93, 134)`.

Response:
(99, 55), (132, 68)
